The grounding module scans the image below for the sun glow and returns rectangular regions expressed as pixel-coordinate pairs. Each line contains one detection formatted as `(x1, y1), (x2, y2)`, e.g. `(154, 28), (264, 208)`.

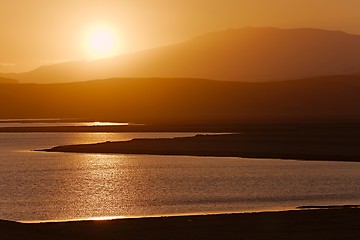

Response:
(85, 26), (119, 59)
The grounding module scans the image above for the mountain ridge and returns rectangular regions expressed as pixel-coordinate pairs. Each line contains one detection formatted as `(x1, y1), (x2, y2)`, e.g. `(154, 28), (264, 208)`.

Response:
(2, 27), (360, 83)
(0, 76), (359, 123)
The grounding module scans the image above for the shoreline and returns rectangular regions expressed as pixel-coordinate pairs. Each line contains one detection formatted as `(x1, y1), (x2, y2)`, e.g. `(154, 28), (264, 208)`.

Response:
(2, 207), (360, 240)
(2, 121), (360, 133)
(16, 206), (301, 224)
(14, 204), (360, 224)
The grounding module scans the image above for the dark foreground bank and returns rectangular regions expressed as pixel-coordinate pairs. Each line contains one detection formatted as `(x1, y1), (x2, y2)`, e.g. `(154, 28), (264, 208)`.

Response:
(42, 130), (360, 161)
(1, 208), (360, 240)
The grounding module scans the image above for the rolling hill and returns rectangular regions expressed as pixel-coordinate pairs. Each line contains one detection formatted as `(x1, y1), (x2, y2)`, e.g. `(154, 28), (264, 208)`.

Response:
(0, 77), (18, 84)
(0, 76), (360, 123)
(3, 27), (360, 84)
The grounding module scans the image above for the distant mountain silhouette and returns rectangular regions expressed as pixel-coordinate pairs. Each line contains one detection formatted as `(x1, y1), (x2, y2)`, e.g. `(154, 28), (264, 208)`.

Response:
(2, 27), (360, 83)
(0, 77), (18, 84)
(3, 27), (360, 84)
(0, 76), (359, 123)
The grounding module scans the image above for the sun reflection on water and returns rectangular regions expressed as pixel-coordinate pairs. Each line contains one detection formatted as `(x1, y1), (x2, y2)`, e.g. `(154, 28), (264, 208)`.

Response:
(66, 153), (140, 221)
(84, 122), (129, 126)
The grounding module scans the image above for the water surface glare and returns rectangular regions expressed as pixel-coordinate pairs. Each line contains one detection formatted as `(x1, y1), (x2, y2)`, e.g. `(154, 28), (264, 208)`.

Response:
(0, 121), (130, 127)
(0, 132), (360, 222)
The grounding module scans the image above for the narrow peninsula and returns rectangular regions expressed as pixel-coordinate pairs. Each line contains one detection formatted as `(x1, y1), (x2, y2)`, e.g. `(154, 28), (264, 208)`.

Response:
(41, 130), (360, 162)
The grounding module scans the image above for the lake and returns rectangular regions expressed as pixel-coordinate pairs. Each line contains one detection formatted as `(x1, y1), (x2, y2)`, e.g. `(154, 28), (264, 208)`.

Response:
(0, 132), (360, 222)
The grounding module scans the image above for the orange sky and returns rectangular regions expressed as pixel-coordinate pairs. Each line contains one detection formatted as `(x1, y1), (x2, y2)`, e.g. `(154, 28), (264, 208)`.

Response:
(1, 0), (360, 73)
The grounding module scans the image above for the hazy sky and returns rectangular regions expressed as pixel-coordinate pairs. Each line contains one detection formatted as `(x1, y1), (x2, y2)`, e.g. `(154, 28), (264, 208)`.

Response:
(1, 0), (360, 72)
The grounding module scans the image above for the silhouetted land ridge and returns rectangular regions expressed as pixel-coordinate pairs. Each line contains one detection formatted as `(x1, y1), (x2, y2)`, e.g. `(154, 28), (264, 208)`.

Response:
(1, 209), (360, 240)
(3, 27), (360, 83)
(0, 77), (18, 84)
(1, 76), (360, 124)
(42, 127), (360, 161)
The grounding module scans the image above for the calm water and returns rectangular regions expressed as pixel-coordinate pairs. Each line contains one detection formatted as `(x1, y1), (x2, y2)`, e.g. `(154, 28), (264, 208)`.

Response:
(0, 121), (130, 127)
(0, 132), (360, 222)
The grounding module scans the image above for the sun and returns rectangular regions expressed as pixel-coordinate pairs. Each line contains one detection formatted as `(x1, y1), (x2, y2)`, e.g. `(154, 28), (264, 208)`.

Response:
(86, 26), (118, 59)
